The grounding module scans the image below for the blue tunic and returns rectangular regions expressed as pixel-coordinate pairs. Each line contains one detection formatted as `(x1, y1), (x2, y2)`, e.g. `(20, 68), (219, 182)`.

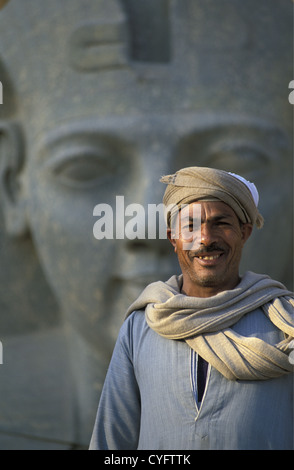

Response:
(89, 307), (293, 450)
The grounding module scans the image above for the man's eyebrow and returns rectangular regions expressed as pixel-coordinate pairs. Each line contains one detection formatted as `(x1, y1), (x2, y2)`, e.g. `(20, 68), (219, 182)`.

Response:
(183, 213), (235, 221)
(207, 214), (235, 222)
(180, 214), (235, 224)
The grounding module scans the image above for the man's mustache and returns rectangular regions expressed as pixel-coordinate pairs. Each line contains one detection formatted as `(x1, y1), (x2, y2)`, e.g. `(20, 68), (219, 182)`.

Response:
(189, 243), (227, 257)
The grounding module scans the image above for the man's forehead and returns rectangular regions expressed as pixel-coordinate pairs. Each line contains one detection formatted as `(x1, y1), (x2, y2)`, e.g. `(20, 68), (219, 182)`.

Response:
(180, 201), (237, 219)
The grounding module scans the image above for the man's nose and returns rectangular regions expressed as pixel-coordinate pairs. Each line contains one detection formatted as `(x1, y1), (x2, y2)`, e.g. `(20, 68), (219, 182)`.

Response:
(200, 222), (218, 246)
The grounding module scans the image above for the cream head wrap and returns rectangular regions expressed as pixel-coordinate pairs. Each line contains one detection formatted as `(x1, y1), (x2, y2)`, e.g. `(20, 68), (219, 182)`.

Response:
(160, 166), (264, 229)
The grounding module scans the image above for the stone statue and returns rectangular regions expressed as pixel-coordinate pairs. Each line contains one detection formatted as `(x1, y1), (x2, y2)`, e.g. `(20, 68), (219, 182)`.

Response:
(0, 0), (8, 9)
(0, 0), (292, 449)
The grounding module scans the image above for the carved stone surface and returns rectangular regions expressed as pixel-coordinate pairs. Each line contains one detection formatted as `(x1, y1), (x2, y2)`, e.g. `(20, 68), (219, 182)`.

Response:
(0, 0), (292, 449)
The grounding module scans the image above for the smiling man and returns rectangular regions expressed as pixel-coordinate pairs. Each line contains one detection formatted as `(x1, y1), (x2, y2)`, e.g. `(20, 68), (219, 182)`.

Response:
(163, 167), (258, 298)
(168, 201), (252, 297)
(90, 166), (294, 450)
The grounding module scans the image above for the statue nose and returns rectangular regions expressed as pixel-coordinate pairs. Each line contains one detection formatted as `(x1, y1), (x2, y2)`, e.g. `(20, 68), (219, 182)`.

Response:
(123, 158), (171, 252)
(123, 188), (169, 252)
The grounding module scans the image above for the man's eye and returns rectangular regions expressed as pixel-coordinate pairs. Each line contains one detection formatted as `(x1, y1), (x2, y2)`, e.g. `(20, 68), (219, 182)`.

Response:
(182, 224), (194, 231)
(216, 221), (230, 227)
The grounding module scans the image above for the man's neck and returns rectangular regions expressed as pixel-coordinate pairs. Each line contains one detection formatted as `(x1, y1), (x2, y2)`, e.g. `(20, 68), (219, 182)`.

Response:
(181, 275), (241, 298)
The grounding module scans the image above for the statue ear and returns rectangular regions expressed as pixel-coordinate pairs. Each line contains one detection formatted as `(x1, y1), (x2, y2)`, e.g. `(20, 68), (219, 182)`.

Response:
(0, 122), (29, 237)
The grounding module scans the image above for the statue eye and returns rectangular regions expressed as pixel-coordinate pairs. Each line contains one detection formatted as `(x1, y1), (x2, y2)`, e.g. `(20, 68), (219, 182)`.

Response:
(44, 147), (116, 189)
(205, 143), (270, 180)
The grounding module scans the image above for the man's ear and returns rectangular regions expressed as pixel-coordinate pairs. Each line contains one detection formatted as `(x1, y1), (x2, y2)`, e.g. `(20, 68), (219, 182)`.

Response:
(0, 122), (29, 237)
(241, 223), (253, 245)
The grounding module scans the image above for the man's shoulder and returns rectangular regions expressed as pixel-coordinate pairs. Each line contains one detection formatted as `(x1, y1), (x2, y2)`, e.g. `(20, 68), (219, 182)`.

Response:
(125, 308), (146, 324)
(120, 309), (148, 339)
(233, 306), (287, 344)
(243, 270), (293, 294)
(116, 309), (156, 360)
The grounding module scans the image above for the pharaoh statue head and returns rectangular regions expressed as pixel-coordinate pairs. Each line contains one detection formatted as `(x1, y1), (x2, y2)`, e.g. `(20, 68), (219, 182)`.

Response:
(0, 0), (292, 447)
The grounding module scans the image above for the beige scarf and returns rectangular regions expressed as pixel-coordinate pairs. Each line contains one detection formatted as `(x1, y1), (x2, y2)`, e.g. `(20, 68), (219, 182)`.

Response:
(126, 271), (294, 381)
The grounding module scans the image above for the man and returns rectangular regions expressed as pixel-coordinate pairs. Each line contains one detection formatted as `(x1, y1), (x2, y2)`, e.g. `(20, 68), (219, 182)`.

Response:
(90, 166), (294, 450)
(0, 0), (292, 449)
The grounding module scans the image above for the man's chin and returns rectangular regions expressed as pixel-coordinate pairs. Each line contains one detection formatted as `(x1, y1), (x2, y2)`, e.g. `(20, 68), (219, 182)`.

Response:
(195, 273), (222, 288)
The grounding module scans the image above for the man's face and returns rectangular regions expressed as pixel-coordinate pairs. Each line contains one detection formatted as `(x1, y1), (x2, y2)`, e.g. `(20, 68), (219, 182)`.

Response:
(168, 201), (252, 297)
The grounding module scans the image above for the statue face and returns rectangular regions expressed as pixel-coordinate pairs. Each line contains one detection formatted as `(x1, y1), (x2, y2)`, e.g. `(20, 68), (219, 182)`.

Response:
(0, 0), (291, 446)
(23, 111), (291, 352)
(23, 113), (180, 349)
(1, 0), (292, 352)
